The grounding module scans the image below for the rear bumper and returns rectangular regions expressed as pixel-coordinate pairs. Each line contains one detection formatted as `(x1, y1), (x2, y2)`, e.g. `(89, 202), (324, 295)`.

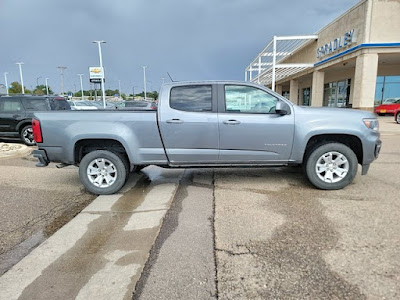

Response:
(33, 149), (49, 167)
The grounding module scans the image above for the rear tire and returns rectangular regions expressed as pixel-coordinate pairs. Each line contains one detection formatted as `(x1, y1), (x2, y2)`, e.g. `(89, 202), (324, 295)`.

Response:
(20, 125), (36, 146)
(79, 150), (127, 195)
(305, 143), (358, 190)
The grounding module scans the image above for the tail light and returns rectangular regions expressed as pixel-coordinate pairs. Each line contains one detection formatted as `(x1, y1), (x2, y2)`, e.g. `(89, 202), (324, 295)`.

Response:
(32, 119), (43, 143)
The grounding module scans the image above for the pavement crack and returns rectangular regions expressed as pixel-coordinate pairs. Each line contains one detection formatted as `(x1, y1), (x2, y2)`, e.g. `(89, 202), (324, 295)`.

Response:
(211, 169), (219, 300)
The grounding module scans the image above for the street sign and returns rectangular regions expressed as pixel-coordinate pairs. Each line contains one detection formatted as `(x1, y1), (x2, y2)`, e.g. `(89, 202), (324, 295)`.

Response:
(89, 67), (105, 83)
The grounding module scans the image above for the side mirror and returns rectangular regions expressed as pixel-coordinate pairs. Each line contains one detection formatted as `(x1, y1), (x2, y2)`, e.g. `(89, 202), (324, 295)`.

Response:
(275, 101), (290, 115)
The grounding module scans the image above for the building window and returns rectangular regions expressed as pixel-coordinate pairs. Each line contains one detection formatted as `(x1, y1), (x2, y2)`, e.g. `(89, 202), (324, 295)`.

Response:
(302, 88), (311, 106)
(323, 79), (351, 108)
(374, 76), (400, 106)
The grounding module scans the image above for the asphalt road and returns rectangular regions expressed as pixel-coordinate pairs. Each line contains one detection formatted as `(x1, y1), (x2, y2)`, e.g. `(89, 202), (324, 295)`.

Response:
(0, 151), (95, 275)
(135, 116), (400, 299)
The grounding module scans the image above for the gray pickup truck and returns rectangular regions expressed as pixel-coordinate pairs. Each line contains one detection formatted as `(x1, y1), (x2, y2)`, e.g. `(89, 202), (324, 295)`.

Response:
(32, 81), (381, 195)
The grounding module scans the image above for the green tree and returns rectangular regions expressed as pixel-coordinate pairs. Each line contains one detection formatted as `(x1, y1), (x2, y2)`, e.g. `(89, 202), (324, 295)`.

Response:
(33, 84), (53, 95)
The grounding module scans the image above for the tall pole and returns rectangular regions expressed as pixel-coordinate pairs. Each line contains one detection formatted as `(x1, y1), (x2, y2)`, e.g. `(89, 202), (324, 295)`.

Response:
(142, 66), (147, 100)
(271, 36), (277, 92)
(16, 62), (25, 94)
(4, 72), (9, 95)
(132, 86), (135, 100)
(45, 78), (49, 96)
(78, 74), (84, 100)
(92, 40), (106, 108)
(36, 76), (42, 87)
(118, 80), (121, 99)
(161, 77), (165, 84)
(57, 66), (67, 95)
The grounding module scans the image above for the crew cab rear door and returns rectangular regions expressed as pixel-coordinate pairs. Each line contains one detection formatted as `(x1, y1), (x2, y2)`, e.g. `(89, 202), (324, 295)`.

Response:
(158, 84), (219, 164)
(217, 84), (295, 163)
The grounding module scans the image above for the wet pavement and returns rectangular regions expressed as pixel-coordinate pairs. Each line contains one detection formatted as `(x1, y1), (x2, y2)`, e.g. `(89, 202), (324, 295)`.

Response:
(0, 166), (183, 300)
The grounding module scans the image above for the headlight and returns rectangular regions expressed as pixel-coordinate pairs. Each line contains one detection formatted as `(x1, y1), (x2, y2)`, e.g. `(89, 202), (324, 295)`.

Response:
(363, 118), (379, 131)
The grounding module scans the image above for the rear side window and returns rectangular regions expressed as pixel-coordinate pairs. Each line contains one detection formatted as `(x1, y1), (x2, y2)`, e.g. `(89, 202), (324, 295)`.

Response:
(22, 98), (50, 111)
(0, 99), (23, 112)
(125, 101), (149, 107)
(50, 98), (71, 110)
(170, 85), (212, 112)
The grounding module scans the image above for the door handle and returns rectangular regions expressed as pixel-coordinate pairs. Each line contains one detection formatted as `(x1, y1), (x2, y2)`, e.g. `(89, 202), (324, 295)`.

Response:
(166, 119), (184, 124)
(223, 120), (241, 125)
(13, 115), (21, 118)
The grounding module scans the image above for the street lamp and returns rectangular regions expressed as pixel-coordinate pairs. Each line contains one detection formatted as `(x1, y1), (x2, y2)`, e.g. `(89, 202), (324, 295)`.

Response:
(118, 80), (121, 99)
(36, 76), (42, 87)
(45, 78), (49, 96)
(92, 40), (107, 108)
(16, 62), (25, 94)
(142, 66), (147, 100)
(78, 74), (84, 100)
(4, 72), (9, 95)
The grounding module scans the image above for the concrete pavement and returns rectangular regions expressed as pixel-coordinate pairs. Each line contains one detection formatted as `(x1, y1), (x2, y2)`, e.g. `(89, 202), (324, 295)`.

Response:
(0, 166), (183, 300)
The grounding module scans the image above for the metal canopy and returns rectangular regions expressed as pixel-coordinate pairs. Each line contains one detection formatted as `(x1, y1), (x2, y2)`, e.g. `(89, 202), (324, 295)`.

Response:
(245, 35), (318, 90)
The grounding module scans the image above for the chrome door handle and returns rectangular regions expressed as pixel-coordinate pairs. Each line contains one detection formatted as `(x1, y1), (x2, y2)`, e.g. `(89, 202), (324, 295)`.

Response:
(166, 119), (184, 124)
(223, 120), (241, 125)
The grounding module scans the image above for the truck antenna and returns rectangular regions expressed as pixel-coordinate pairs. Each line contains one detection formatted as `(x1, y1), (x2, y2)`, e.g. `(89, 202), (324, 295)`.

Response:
(167, 72), (175, 82)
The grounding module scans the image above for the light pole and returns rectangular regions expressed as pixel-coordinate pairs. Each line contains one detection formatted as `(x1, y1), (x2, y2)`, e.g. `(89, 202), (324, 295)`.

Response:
(45, 78), (49, 96)
(142, 66), (147, 100)
(57, 66), (67, 95)
(92, 40), (107, 108)
(16, 62), (25, 94)
(36, 76), (42, 87)
(161, 77), (165, 84)
(78, 74), (84, 100)
(4, 72), (9, 95)
(118, 80), (121, 99)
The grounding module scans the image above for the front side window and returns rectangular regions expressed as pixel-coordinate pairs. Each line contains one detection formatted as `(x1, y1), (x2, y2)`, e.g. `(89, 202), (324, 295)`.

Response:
(225, 85), (278, 114)
(0, 99), (23, 112)
(170, 85), (212, 112)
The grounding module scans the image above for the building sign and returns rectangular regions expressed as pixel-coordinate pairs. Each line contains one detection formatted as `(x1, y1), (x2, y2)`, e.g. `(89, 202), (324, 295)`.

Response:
(317, 29), (356, 58)
(89, 67), (104, 83)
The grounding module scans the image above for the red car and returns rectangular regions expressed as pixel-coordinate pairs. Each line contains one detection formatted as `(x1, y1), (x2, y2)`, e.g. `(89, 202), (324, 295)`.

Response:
(374, 98), (400, 116)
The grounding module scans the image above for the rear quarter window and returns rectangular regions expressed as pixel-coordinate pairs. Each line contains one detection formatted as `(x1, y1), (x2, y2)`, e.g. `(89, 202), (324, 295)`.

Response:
(50, 98), (71, 110)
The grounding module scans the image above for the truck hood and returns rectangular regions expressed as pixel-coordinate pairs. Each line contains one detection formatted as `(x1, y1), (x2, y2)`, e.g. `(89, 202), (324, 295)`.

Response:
(294, 106), (376, 119)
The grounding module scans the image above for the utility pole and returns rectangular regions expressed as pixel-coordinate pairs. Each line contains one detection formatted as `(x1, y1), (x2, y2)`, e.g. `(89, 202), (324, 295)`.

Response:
(45, 78), (49, 96)
(92, 40), (107, 108)
(142, 66), (147, 100)
(4, 72), (9, 95)
(57, 66), (67, 95)
(118, 80), (121, 99)
(78, 74), (84, 100)
(16, 62), (25, 94)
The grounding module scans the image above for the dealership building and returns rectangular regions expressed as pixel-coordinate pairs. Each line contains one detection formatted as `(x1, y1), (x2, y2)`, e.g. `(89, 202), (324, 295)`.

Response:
(246, 0), (400, 110)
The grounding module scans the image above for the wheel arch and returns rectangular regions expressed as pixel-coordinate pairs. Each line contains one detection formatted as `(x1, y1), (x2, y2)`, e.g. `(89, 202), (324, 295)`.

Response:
(303, 134), (363, 165)
(74, 139), (131, 169)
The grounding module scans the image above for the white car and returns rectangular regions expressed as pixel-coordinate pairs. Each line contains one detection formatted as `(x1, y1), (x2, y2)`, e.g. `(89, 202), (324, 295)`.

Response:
(68, 101), (98, 110)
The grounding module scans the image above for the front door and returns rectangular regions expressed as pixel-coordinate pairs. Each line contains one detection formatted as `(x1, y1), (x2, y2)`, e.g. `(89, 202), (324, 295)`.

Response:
(218, 84), (295, 163)
(158, 84), (219, 164)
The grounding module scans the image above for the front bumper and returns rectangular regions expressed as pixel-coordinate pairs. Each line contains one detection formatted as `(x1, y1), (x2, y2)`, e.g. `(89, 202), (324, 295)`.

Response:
(33, 149), (49, 167)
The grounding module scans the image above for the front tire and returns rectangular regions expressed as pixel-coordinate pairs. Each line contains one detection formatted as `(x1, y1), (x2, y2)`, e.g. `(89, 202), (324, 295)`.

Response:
(305, 143), (358, 190)
(396, 112), (400, 124)
(79, 150), (127, 195)
(20, 125), (36, 146)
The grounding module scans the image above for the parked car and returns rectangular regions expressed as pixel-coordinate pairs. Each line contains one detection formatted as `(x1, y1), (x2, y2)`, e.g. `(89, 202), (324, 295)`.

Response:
(33, 81), (381, 195)
(0, 95), (70, 145)
(68, 100), (98, 110)
(122, 100), (157, 110)
(374, 98), (400, 116)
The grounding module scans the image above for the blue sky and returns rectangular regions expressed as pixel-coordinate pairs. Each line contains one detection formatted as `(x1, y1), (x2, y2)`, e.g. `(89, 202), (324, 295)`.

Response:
(0, 0), (359, 94)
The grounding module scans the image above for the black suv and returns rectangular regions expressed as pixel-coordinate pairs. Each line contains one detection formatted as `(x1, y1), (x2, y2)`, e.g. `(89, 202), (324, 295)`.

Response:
(0, 95), (70, 145)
